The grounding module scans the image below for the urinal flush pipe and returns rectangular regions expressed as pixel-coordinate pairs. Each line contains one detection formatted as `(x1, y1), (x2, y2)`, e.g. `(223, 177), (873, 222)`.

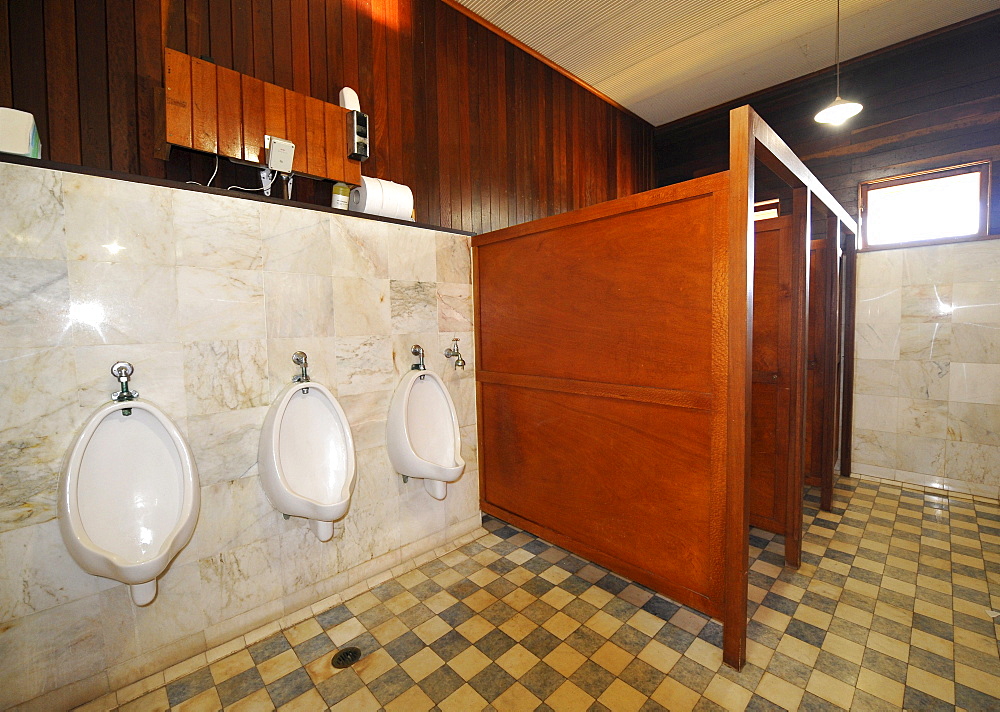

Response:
(292, 351), (310, 393)
(410, 345), (426, 372)
(110, 361), (138, 416)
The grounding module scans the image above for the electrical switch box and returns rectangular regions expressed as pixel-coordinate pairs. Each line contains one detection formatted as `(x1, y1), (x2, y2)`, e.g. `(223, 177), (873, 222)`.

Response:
(264, 135), (295, 173)
(347, 111), (369, 161)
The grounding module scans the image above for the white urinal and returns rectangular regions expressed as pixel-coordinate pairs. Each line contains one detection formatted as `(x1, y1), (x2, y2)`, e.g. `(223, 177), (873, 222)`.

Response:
(59, 366), (200, 607)
(258, 354), (356, 542)
(387, 368), (465, 500)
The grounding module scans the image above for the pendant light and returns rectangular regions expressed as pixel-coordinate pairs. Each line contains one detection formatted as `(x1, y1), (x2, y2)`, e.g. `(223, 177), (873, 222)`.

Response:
(815, 0), (862, 125)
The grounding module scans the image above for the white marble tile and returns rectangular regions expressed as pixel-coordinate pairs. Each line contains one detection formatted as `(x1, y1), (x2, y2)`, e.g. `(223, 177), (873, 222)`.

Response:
(0, 593), (108, 709)
(900, 243), (952, 286)
(898, 322), (951, 361)
(174, 190), (262, 270)
(339, 501), (401, 574)
(949, 239), (1000, 283)
(853, 358), (898, 396)
(398, 477), (449, 544)
(388, 224), (436, 282)
(852, 394), (897, 433)
(446, 467), (480, 528)
(0, 346), (78, 434)
(854, 286), (901, 324)
(390, 280), (437, 334)
(896, 360), (949, 400)
(854, 324), (899, 360)
(850, 462), (895, 480)
(186, 407), (267, 486)
(177, 266), (264, 342)
(68, 261), (178, 346)
(436, 232), (471, 285)
(947, 402), (1000, 446)
(0, 519), (102, 623)
(263, 271), (335, 339)
(0, 258), (71, 348)
(851, 428), (896, 469)
(0, 163), (65, 260)
(895, 433), (945, 476)
(131, 560), (208, 653)
(450, 377), (477, 427)
(353, 446), (405, 514)
(277, 520), (340, 596)
(896, 398), (947, 439)
(950, 323), (1000, 364)
(951, 281), (1000, 324)
(332, 277), (391, 336)
(182, 339), (268, 416)
(64, 175), (174, 266)
(390, 332), (440, 381)
(460, 424), (479, 472)
(438, 283), (473, 332)
(0, 437), (62, 534)
(335, 335), (394, 396)
(945, 441), (1000, 486)
(338, 390), (391, 451)
(73, 343), (186, 420)
(266, 337), (338, 401)
(260, 203), (332, 275)
(331, 216), (389, 278)
(198, 536), (284, 626)
(856, 250), (902, 289)
(948, 362), (1000, 405)
(900, 284), (952, 322)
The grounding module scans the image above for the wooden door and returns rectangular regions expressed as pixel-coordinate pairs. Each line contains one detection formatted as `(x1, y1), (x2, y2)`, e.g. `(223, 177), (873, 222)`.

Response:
(474, 173), (748, 666)
(748, 216), (794, 535)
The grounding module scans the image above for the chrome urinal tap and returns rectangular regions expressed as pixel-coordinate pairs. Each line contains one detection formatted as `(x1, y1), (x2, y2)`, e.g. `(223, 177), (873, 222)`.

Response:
(444, 338), (465, 370)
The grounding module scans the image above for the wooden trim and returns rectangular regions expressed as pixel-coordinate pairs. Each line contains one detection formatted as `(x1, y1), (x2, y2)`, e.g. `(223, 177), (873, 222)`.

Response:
(839, 235), (858, 481)
(476, 371), (712, 411)
(859, 160), (991, 249)
(723, 105), (752, 671)
(435, 0), (650, 126)
(821, 215), (842, 512)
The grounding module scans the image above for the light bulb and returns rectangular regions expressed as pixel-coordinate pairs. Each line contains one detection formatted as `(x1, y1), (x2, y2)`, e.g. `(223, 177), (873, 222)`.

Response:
(815, 97), (863, 125)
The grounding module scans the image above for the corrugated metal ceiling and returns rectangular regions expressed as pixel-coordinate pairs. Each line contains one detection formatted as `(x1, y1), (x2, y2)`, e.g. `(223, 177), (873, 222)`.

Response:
(454, 0), (998, 125)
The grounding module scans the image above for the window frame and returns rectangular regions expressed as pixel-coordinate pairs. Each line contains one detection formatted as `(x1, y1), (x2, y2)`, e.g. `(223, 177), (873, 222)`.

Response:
(859, 161), (991, 251)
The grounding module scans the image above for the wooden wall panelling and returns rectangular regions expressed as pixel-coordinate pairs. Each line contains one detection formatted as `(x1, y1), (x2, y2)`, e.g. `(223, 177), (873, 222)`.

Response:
(251, 0), (274, 84)
(185, 0), (209, 59)
(271, 0), (292, 88)
(135, 0), (166, 177)
(164, 47), (192, 147)
(323, 101), (344, 182)
(241, 73), (264, 162)
(290, 0), (310, 94)
(190, 57), (218, 154)
(262, 80), (285, 142)
(0, 0), (11, 107)
(8, 1), (46, 158)
(307, 0), (326, 100)
(77, 0), (111, 169)
(283, 88), (307, 173)
(43, 0), (80, 164)
(216, 65), (242, 158)
(304, 96), (325, 177)
(107, 0), (139, 173)
(207, 0), (232, 67)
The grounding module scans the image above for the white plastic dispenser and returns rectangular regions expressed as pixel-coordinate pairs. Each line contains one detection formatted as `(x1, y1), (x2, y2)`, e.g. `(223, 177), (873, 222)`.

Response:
(59, 362), (200, 606)
(0, 108), (41, 158)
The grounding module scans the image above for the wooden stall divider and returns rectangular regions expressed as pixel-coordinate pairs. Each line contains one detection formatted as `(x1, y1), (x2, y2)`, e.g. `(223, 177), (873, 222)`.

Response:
(162, 47), (361, 184)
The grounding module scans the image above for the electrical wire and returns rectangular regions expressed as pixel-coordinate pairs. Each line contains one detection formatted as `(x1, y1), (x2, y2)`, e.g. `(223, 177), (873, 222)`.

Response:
(185, 154), (219, 188)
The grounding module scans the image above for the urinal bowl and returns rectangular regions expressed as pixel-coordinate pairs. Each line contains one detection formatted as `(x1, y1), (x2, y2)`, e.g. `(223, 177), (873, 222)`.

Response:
(258, 381), (357, 542)
(59, 400), (200, 606)
(387, 369), (465, 500)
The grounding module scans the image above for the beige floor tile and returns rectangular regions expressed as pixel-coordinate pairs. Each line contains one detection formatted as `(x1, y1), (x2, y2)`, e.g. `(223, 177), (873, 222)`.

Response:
(353, 648), (398, 684)
(275, 687), (324, 712)
(586, 610), (625, 638)
(628, 609), (667, 637)
(543, 611), (581, 639)
(118, 687), (170, 712)
(328, 617), (366, 646)
(283, 618), (322, 646)
(496, 644), (540, 678)
(257, 649), (301, 685)
(224, 687), (274, 712)
(400, 647), (445, 681)
(371, 616), (409, 645)
(704, 675), (753, 712)
(650, 676), (701, 711)
(776, 635), (820, 667)
(956, 662), (1000, 697)
(752, 606), (791, 634)
(866, 631), (910, 662)
(414, 614), (451, 644)
(499, 612), (536, 641)
(670, 609), (708, 635)
(685, 638), (723, 671)
(856, 668), (904, 707)
(464, 589), (499, 612)
(504, 566), (534, 586)
(544, 642), (588, 677)
(547, 680), (596, 711)
(908, 666), (955, 704)
(638, 639), (682, 674)
(821, 633), (864, 665)
(423, 590), (460, 614)
(492, 682), (542, 711)
(438, 683), (489, 712)
(448, 646), (492, 680)
(74, 692), (118, 712)
(165, 654), (209, 685)
(384, 591), (420, 614)
(345, 591), (380, 615)
(210, 650), (255, 685)
(456, 615), (493, 643)
(174, 687), (222, 712)
(540, 586), (575, 610)
(384, 685), (435, 711)
(329, 686), (380, 711)
(755, 672), (805, 710)
(579, 586), (615, 608)
(597, 678), (647, 712)
(806, 669), (855, 709)
(501, 588), (536, 611)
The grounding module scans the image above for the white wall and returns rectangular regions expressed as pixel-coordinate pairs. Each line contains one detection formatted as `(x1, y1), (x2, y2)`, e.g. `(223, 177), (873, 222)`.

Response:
(852, 239), (1000, 497)
(0, 162), (480, 709)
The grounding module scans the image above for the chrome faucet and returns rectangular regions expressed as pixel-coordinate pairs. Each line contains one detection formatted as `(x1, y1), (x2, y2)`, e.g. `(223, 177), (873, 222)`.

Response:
(444, 338), (465, 370)
(410, 345), (426, 371)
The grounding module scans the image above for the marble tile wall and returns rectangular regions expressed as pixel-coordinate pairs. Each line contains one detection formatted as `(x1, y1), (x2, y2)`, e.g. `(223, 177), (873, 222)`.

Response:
(0, 162), (480, 709)
(851, 239), (1000, 498)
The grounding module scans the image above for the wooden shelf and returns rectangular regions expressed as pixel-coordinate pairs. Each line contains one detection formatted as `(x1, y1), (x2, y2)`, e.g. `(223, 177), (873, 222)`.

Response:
(164, 48), (361, 185)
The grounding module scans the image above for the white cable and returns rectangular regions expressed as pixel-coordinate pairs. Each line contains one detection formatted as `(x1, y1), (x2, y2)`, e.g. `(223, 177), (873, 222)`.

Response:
(186, 154), (219, 187)
(228, 168), (277, 193)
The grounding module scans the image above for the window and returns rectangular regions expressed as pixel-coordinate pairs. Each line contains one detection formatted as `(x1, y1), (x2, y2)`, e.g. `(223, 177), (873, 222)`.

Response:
(860, 162), (990, 249)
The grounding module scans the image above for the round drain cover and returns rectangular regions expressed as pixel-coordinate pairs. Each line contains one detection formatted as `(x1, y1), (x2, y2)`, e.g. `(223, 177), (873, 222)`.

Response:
(331, 647), (363, 669)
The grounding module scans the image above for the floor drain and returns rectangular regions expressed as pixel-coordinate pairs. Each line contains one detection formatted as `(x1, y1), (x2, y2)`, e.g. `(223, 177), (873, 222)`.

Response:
(331, 647), (362, 669)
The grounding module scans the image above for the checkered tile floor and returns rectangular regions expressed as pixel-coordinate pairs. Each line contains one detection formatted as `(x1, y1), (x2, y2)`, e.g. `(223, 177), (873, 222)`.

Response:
(89, 477), (1000, 711)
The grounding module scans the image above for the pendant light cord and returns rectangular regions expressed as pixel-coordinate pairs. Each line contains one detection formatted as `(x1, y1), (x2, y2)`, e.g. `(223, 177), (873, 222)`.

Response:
(835, 0), (841, 97)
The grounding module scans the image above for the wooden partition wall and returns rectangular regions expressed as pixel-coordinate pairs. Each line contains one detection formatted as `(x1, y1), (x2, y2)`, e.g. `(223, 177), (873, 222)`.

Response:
(474, 106), (856, 669)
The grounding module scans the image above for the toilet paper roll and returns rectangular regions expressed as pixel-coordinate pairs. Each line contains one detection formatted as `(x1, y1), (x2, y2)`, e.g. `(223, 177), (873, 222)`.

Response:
(349, 176), (383, 214)
(349, 177), (414, 221)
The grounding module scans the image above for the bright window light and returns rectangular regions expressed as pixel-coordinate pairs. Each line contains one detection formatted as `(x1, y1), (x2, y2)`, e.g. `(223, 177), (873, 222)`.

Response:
(864, 167), (986, 247)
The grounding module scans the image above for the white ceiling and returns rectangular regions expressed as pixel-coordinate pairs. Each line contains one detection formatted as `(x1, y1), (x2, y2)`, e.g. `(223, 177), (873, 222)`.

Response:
(453, 0), (998, 126)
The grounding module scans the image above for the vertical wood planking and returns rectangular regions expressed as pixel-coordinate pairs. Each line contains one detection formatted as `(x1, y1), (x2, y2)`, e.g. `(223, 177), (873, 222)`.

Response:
(165, 49), (192, 147)
(107, 0), (138, 173)
(271, 0), (292, 88)
(324, 102), (345, 182)
(340, 0), (360, 94)
(165, 0), (187, 50)
(241, 73), (264, 162)
(216, 64), (242, 158)
(307, 0), (327, 101)
(289, 0), (310, 94)
(190, 57), (218, 153)
(9, 0), (47, 156)
(185, 0), (210, 58)
(262, 81), (286, 140)
(251, 0), (274, 83)
(43, 0), (80, 163)
(208, 0), (233, 67)
(0, 0), (11, 107)
(284, 88), (307, 172)
(76, 0), (110, 168)
(305, 95), (325, 176)
(230, 0), (252, 74)
(134, 0), (164, 176)
(324, 0), (343, 102)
